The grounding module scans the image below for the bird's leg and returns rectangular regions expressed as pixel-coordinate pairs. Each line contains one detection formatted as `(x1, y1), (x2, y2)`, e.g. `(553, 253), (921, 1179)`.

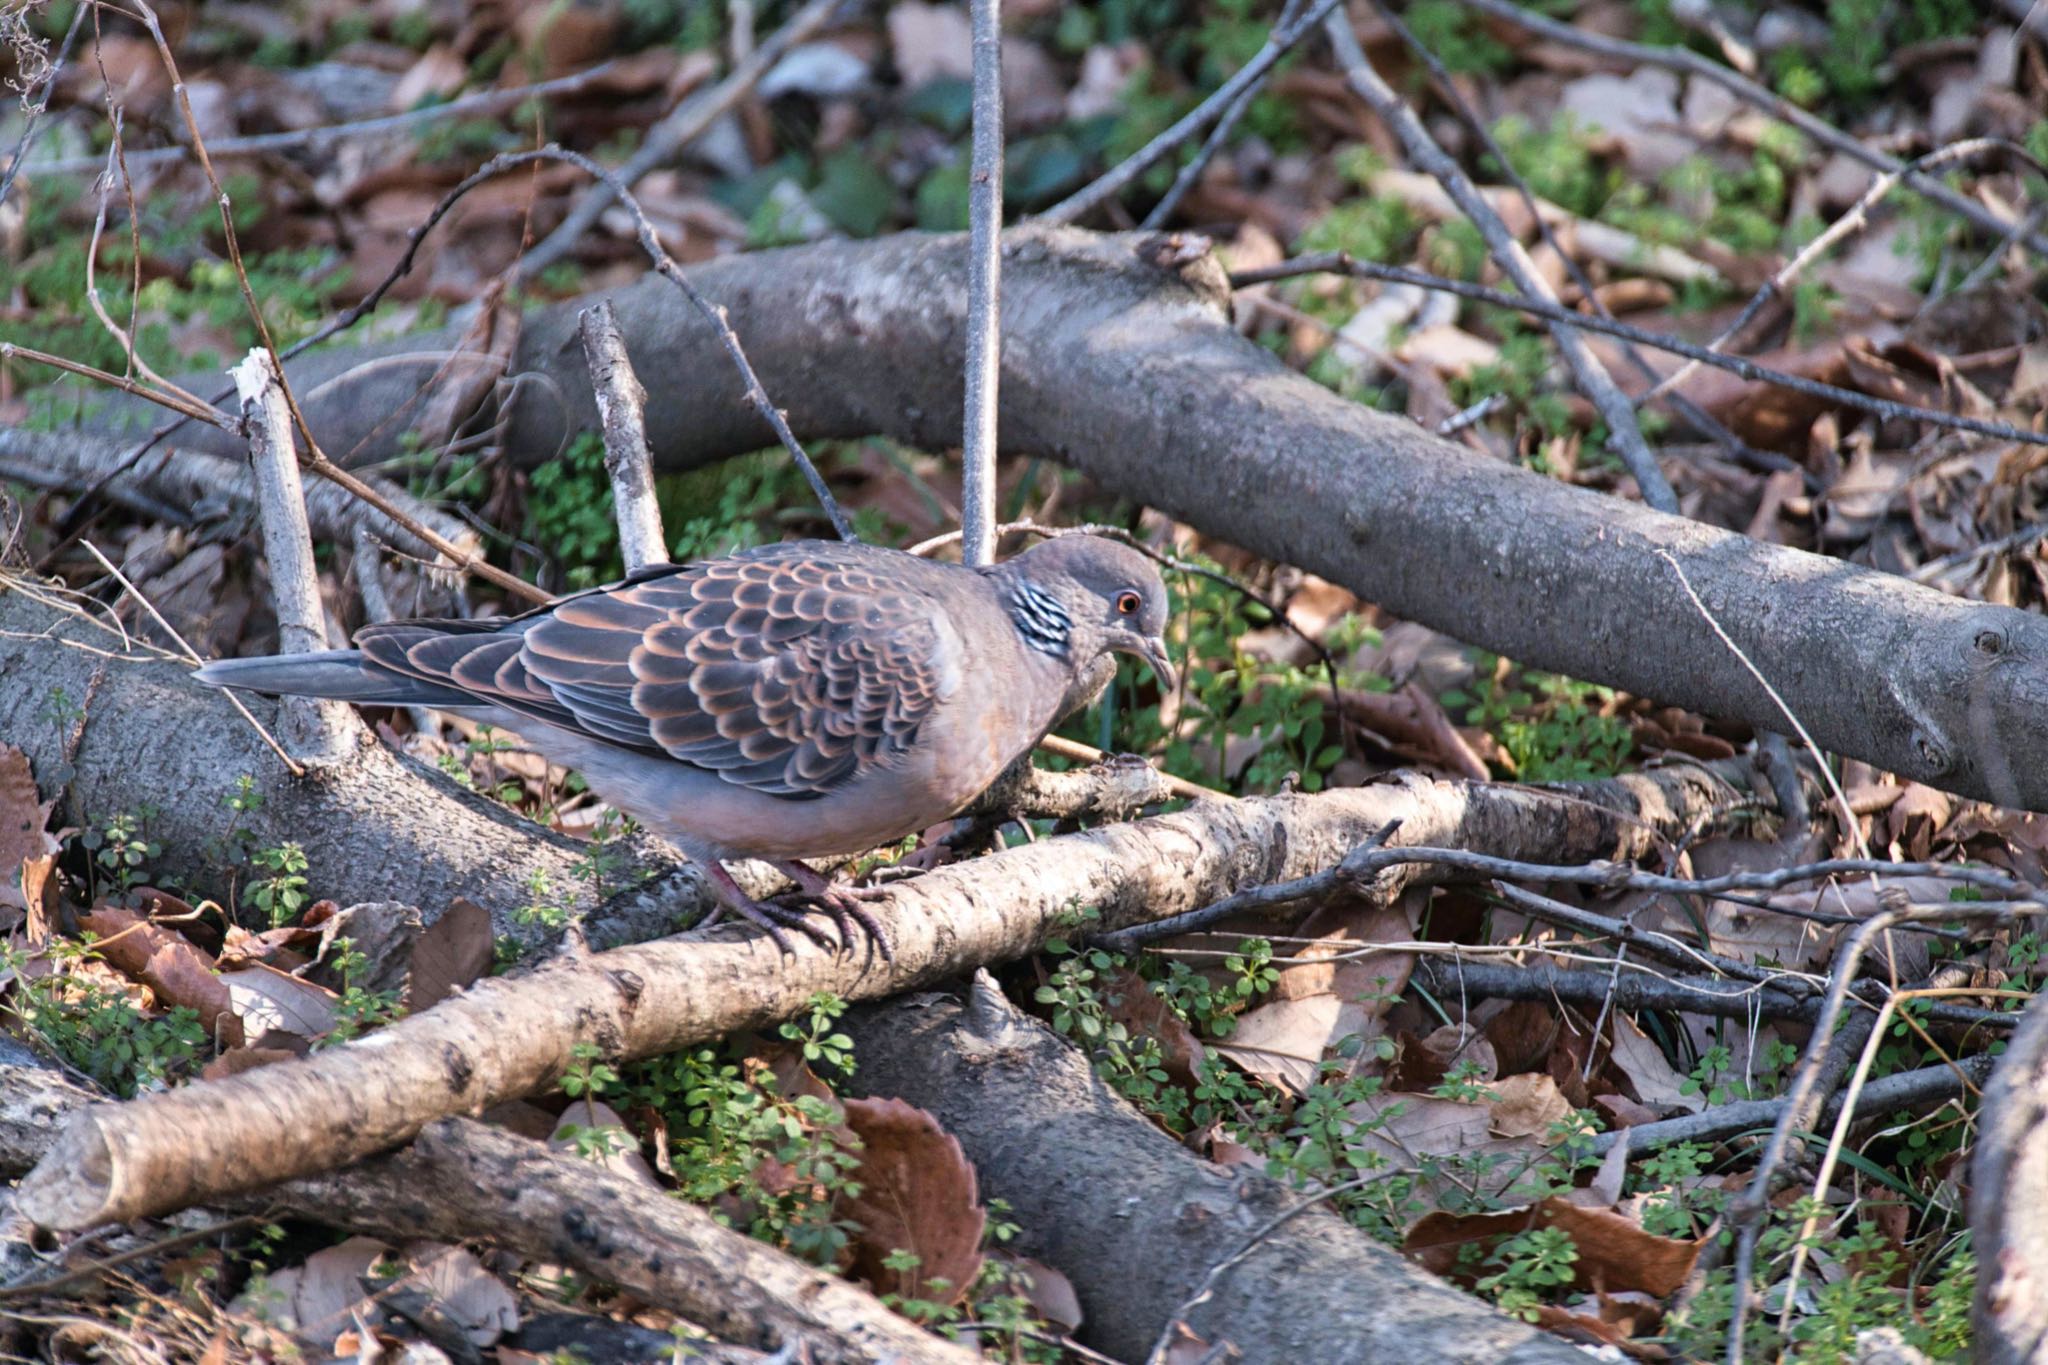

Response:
(698, 862), (837, 956)
(770, 860), (894, 965)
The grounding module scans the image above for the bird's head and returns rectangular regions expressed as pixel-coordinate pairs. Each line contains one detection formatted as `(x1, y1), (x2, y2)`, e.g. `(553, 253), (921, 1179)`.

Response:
(992, 534), (1176, 690)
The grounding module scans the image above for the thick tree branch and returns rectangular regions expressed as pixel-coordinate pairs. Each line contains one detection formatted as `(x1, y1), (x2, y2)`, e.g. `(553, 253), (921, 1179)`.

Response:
(64, 228), (2048, 808)
(14, 758), (1762, 1230)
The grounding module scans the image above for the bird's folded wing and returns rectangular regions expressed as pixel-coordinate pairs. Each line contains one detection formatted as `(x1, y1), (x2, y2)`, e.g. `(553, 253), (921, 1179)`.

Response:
(358, 546), (958, 799)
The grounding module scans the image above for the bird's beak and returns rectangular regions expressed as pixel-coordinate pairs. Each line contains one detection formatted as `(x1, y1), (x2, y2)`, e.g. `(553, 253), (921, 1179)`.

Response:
(1138, 635), (1178, 691)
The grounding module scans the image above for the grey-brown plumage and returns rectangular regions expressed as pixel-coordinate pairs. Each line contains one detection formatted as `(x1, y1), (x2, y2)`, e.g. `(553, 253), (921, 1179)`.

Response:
(196, 535), (1174, 958)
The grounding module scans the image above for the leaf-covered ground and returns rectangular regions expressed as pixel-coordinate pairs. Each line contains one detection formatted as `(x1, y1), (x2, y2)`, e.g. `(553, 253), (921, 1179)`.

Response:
(3, 0), (2047, 1359)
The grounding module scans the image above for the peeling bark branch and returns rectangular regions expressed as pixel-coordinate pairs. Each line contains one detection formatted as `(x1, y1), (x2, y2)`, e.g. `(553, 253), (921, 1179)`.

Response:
(578, 300), (668, 573)
(232, 348), (359, 764)
(271, 1120), (983, 1365)
(76, 228), (2048, 808)
(14, 759), (1763, 1231)
(0, 1049), (977, 1365)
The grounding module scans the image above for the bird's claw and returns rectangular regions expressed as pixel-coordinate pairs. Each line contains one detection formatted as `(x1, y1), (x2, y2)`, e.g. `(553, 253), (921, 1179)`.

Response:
(768, 883), (895, 964)
(724, 892), (843, 957)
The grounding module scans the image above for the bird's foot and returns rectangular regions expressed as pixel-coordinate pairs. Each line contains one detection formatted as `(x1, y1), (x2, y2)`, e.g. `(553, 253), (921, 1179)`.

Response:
(771, 861), (895, 964)
(700, 863), (837, 956)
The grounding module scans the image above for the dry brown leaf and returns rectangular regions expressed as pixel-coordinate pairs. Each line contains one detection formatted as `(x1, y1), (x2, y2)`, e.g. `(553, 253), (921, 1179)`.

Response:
(1103, 968), (1205, 1089)
(410, 898), (494, 1011)
(79, 907), (245, 1049)
(843, 1096), (985, 1305)
(1405, 1196), (1700, 1298)
(0, 744), (57, 909)
(15, 854), (53, 944)
(1488, 1072), (1571, 1139)
(549, 1099), (658, 1187)
(399, 1243), (520, 1347)
(221, 963), (339, 1040)
(1211, 893), (1419, 1094)
(1595, 1093), (1664, 1128)
(1608, 1013), (1702, 1115)
(993, 1252), (1083, 1333)
(1885, 784), (1956, 862)
(1386, 1022), (1498, 1093)
(244, 1235), (389, 1351)
(1532, 1302), (1666, 1359)
(1344, 1092), (1492, 1165)
(1336, 685), (1490, 781)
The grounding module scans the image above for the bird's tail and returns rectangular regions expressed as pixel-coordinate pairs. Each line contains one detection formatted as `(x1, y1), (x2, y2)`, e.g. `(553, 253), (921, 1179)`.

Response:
(193, 650), (470, 706)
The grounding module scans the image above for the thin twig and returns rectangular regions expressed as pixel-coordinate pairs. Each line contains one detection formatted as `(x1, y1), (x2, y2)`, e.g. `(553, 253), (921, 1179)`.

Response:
(1773, 982), (1996, 1337)
(77, 541), (301, 777)
(1641, 138), (2034, 405)
(1659, 549), (1869, 861)
(1141, 0), (1309, 229)
(121, 0), (551, 609)
(1449, 0), (2048, 262)
(1365, 0), (1771, 473)
(1106, 838), (2041, 951)
(519, 0), (842, 274)
(1585, 1051), (1995, 1156)
(1723, 901), (2033, 1362)
(23, 61), (628, 177)
(959, 0), (1005, 567)
(1231, 254), (2048, 450)
(1321, 12), (1676, 513)
(0, 341), (233, 429)
(490, 146), (857, 541)
(1038, 0), (1346, 225)
(1411, 957), (2012, 1033)
(0, 0), (87, 208)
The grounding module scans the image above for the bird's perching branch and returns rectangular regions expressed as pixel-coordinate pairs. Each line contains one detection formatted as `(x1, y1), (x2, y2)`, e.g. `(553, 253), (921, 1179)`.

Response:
(959, 0), (1005, 567)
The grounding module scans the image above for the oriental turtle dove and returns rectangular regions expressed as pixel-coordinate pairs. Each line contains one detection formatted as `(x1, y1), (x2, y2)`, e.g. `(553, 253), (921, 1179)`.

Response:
(197, 535), (1174, 957)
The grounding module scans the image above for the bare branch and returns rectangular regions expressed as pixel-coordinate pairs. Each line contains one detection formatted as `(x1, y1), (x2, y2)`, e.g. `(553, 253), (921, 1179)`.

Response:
(519, 0), (842, 275)
(1321, 13), (1676, 513)
(1038, 0), (1344, 225)
(1141, 0), (1310, 230)
(22, 61), (628, 178)
(1452, 0), (2048, 261)
(230, 348), (361, 763)
(578, 300), (669, 573)
(959, 0), (1005, 566)
(1234, 253), (2048, 450)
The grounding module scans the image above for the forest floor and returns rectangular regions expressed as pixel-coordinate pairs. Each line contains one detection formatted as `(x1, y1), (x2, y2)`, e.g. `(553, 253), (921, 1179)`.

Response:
(2, 0), (2047, 1360)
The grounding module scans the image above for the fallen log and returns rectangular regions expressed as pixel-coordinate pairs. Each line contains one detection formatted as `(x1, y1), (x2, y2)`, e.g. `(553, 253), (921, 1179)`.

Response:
(0, 1049), (977, 1365)
(14, 758), (1761, 1231)
(845, 980), (1585, 1365)
(70, 227), (2048, 809)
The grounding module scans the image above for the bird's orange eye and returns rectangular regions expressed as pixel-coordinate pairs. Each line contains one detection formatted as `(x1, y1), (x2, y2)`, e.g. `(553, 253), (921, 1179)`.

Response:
(1115, 590), (1142, 615)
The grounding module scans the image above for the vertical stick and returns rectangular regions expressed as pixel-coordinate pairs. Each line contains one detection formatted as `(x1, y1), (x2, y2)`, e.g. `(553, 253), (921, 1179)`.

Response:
(352, 529), (440, 738)
(959, 0), (1005, 567)
(232, 347), (357, 762)
(578, 300), (670, 573)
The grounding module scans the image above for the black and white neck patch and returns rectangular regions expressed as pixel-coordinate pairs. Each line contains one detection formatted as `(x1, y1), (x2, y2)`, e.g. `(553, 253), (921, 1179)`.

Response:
(1006, 581), (1072, 658)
